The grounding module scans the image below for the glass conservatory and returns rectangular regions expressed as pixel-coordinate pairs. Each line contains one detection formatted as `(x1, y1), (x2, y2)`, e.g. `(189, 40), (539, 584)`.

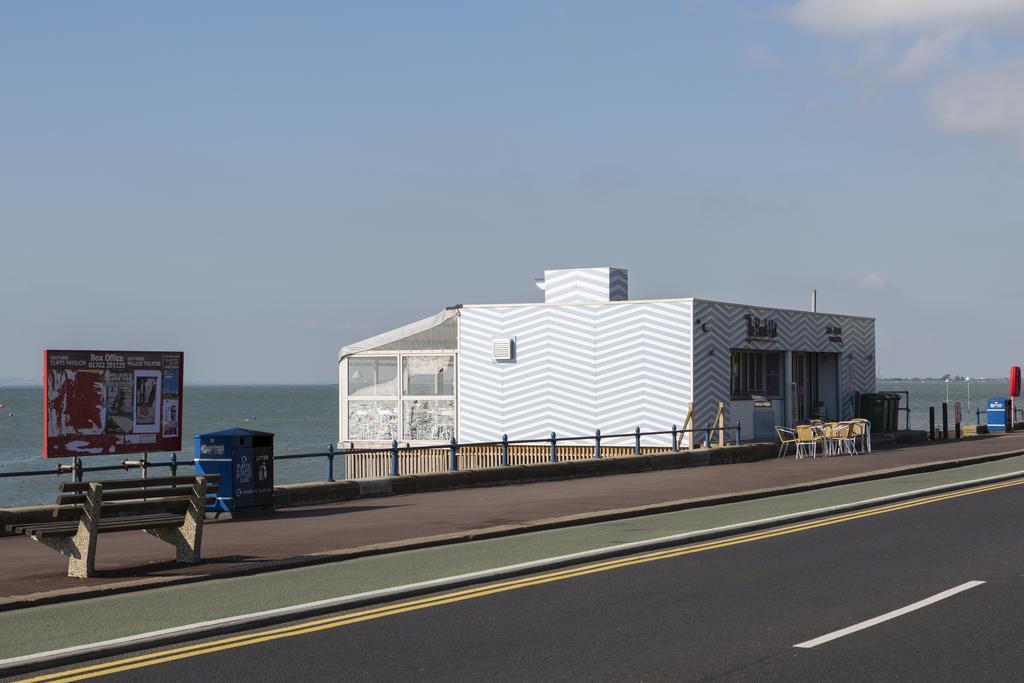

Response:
(338, 309), (457, 445)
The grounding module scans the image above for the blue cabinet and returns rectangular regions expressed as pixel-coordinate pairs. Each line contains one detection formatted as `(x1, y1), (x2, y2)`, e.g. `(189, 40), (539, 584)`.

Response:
(194, 428), (274, 514)
(987, 398), (1010, 432)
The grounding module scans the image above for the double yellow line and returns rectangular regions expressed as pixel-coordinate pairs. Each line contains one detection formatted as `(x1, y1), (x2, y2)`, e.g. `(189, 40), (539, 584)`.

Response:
(21, 475), (1024, 683)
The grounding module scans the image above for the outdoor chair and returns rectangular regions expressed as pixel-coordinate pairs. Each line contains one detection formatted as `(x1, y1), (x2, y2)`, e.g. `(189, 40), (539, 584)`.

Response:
(830, 422), (857, 456)
(794, 424), (823, 459)
(820, 422), (838, 456)
(775, 426), (799, 458)
(849, 419), (871, 453)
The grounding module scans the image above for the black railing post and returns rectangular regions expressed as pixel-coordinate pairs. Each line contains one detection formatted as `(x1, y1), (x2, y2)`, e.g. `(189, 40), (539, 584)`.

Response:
(449, 437), (458, 472)
(704, 421), (711, 448)
(326, 444), (335, 482)
(390, 439), (399, 476)
(501, 434), (509, 467)
(735, 421), (740, 446)
(550, 432), (557, 463)
(73, 457), (83, 483)
(976, 408), (981, 426)
(169, 453), (178, 477)
(634, 426), (641, 455)
(594, 429), (602, 459)
(942, 402), (949, 440)
(671, 424), (678, 451)
(929, 407), (936, 440)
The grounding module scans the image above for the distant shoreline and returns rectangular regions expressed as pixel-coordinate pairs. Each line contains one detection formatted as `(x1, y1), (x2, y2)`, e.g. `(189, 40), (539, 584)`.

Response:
(879, 379), (1006, 383)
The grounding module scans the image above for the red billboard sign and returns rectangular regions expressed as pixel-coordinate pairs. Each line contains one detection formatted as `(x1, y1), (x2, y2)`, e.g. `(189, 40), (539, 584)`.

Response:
(43, 350), (184, 458)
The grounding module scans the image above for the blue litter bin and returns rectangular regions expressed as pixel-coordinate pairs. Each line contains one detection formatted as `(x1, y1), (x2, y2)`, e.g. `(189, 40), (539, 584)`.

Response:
(194, 428), (274, 515)
(987, 398), (1010, 433)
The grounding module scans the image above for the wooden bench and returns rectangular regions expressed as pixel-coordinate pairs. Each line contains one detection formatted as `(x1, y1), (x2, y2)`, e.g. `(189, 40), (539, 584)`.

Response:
(4, 475), (219, 578)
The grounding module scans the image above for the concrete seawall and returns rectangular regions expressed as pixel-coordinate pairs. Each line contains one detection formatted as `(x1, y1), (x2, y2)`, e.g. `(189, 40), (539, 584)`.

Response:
(275, 443), (777, 507)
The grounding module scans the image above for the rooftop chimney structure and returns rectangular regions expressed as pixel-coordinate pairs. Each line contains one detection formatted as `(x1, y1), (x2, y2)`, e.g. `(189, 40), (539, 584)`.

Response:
(535, 267), (628, 304)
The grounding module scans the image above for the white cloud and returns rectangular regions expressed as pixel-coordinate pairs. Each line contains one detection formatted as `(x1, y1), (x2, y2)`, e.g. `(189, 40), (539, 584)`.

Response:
(784, 0), (1024, 148)
(856, 273), (890, 290)
(890, 29), (963, 76)
(927, 59), (1024, 140)
(787, 0), (1024, 34)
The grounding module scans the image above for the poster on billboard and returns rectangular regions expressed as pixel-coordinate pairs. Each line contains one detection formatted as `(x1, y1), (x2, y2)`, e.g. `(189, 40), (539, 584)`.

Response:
(43, 350), (184, 457)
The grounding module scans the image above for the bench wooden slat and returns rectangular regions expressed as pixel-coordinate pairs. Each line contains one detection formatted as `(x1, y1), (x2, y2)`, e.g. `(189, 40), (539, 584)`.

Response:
(57, 485), (219, 506)
(21, 514), (185, 538)
(104, 496), (214, 511)
(51, 496), (210, 514)
(52, 497), (216, 520)
(15, 514), (183, 535)
(59, 475), (219, 493)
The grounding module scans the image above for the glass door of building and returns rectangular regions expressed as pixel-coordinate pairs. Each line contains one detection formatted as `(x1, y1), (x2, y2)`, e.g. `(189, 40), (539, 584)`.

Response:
(791, 352), (819, 421)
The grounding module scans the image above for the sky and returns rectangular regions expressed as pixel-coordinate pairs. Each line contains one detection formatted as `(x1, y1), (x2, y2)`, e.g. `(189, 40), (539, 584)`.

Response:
(2, 1), (1023, 384)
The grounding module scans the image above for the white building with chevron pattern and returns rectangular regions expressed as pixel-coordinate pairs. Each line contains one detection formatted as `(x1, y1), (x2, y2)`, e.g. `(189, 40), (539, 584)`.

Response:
(338, 268), (875, 447)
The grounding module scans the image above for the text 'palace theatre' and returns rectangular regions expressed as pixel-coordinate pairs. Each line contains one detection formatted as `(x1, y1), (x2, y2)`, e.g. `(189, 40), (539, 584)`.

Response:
(337, 268), (876, 447)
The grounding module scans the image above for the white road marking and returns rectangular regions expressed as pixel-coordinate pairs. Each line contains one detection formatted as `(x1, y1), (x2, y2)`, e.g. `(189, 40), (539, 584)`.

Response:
(794, 580), (985, 649)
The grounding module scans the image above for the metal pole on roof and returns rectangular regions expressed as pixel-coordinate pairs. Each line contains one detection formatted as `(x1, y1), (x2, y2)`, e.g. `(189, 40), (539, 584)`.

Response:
(811, 289), (817, 313)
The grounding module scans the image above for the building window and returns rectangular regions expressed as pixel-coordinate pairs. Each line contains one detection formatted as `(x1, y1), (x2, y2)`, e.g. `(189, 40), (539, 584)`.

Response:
(346, 356), (399, 440)
(401, 355), (455, 440)
(348, 357), (398, 397)
(403, 400), (455, 441)
(344, 353), (456, 442)
(347, 400), (399, 441)
(731, 350), (782, 399)
(403, 355), (455, 396)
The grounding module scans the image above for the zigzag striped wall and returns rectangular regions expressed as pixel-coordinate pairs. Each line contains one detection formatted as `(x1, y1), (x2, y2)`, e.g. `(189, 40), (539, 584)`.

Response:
(457, 301), (693, 445)
(542, 267), (629, 304)
(691, 301), (876, 429)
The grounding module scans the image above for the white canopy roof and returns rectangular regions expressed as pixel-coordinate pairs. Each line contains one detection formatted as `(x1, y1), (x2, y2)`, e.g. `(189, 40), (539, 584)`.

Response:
(337, 308), (458, 361)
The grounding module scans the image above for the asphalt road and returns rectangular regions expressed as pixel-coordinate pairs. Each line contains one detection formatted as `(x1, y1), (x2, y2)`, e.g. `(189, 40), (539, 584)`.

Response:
(35, 478), (1024, 681)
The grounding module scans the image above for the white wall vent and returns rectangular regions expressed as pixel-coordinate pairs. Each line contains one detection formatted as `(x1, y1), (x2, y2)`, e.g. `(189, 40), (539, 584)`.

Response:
(492, 338), (514, 362)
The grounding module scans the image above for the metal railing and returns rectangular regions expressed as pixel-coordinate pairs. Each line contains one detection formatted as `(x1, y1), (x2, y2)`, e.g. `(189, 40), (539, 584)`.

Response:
(345, 423), (741, 480)
(0, 422), (742, 487)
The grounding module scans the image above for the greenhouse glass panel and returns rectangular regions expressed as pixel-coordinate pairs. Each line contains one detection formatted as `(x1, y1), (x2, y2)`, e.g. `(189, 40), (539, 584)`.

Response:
(402, 400), (455, 441)
(348, 357), (398, 397)
(347, 400), (399, 440)
(403, 355), (455, 396)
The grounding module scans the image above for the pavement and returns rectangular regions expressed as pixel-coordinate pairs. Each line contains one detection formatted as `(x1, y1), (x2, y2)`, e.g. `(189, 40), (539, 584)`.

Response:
(22, 461), (1024, 681)
(3, 432), (1024, 609)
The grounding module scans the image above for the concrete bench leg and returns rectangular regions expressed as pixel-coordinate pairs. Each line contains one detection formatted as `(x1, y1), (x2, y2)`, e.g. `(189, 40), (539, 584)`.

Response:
(33, 483), (102, 579)
(145, 476), (206, 564)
